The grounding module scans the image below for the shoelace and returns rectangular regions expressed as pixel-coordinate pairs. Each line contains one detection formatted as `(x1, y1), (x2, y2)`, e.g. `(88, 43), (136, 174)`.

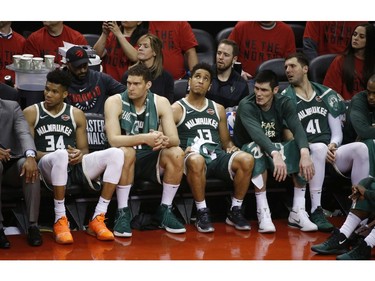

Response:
(231, 208), (247, 224)
(117, 210), (131, 227)
(164, 208), (182, 225)
(198, 210), (211, 224)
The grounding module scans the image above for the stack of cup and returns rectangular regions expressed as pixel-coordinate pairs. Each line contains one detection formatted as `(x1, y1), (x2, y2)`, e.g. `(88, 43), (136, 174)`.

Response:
(32, 57), (43, 70)
(44, 55), (55, 69)
(19, 54), (34, 70)
(12, 55), (22, 69)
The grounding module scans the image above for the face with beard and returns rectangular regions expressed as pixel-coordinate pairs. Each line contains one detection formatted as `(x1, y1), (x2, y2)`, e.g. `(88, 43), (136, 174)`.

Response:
(216, 43), (236, 73)
(285, 57), (307, 87)
(67, 62), (89, 81)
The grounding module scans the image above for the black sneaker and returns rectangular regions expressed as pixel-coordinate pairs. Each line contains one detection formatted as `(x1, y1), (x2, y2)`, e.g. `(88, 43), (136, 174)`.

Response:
(336, 239), (372, 260)
(311, 228), (350, 254)
(225, 206), (251, 231)
(310, 207), (334, 233)
(27, 225), (42, 247)
(195, 208), (215, 233)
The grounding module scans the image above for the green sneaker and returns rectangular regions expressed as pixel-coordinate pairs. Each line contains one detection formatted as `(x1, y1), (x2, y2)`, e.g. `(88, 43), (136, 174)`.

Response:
(336, 239), (372, 260)
(311, 228), (350, 255)
(113, 207), (132, 237)
(155, 204), (186, 234)
(310, 207), (334, 232)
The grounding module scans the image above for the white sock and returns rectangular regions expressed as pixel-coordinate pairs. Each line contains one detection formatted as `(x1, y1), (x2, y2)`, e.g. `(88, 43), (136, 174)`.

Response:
(364, 228), (375, 247)
(339, 212), (361, 238)
(309, 189), (322, 213)
(195, 200), (207, 210)
(231, 197), (243, 209)
(161, 182), (179, 206)
(255, 191), (269, 210)
(116, 184), (132, 209)
(54, 199), (66, 223)
(92, 196), (111, 219)
(293, 187), (306, 210)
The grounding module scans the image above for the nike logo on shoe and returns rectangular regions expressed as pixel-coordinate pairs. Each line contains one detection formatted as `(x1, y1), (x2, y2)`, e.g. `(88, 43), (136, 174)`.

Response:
(338, 239), (347, 245)
(292, 218), (300, 224)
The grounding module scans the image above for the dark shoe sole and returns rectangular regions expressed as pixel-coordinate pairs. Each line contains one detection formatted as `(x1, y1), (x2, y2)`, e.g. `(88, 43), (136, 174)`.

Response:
(225, 218), (251, 231)
(311, 246), (348, 255)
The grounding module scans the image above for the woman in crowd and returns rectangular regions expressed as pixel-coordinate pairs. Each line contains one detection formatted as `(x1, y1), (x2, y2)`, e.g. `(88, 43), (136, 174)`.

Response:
(323, 23), (375, 100)
(121, 33), (174, 104)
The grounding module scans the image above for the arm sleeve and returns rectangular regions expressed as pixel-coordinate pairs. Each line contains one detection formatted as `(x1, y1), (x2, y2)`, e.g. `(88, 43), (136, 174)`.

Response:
(328, 113), (343, 146)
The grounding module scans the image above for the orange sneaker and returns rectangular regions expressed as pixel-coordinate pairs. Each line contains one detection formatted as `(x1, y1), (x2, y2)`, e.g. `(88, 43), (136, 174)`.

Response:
(53, 216), (74, 244)
(87, 213), (114, 241)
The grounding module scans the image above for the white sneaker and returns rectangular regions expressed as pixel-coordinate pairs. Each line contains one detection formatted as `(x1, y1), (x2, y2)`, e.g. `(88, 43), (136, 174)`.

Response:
(288, 207), (318, 232)
(257, 207), (276, 233)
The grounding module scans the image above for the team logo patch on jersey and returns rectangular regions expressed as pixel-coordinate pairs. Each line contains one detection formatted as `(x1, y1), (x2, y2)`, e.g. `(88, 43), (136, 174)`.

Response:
(206, 108), (215, 115)
(328, 95), (340, 111)
(61, 114), (70, 121)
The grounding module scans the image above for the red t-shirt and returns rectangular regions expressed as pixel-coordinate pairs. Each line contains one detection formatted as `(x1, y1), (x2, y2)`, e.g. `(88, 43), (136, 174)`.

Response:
(101, 33), (135, 82)
(323, 54), (365, 100)
(0, 31), (26, 83)
(149, 21), (198, 80)
(228, 21), (296, 76)
(303, 21), (365, 56)
(23, 24), (88, 64)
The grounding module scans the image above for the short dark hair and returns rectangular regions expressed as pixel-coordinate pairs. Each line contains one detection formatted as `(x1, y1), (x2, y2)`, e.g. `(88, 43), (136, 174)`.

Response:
(218, 39), (239, 57)
(128, 63), (152, 83)
(285, 52), (309, 68)
(191, 62), (213, 82)
(254, 69), (279, 90)
(46, 69), (71, 90)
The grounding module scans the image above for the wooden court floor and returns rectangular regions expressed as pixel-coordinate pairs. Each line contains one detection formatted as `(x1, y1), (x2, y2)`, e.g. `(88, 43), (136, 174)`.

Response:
(2, 216), (369, 261)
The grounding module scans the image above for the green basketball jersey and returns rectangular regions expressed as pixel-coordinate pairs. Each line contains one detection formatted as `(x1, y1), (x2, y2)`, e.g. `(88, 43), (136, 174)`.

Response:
(34, 102), (77, 152)
(176, 98), (221, 151)
(296, 93), (330, 144)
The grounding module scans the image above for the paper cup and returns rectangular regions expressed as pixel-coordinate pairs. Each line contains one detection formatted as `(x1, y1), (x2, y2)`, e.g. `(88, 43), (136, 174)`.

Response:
(32, 57), (43, 70)
(12, 55), (22, 69)
(19, 56), (32, 70)
(44, 55), (55, 69)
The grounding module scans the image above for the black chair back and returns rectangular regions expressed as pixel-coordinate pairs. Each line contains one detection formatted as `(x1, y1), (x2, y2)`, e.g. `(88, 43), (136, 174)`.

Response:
(308, 54), (337, 84)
